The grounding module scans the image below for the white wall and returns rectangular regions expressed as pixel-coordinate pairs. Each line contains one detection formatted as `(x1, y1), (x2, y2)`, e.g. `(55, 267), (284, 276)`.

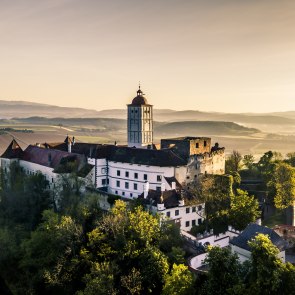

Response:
(190, 253), (207, 270)
(19, 160), (58, 190)
(107, 161), (174, 198)
(158, 203), (205, 231)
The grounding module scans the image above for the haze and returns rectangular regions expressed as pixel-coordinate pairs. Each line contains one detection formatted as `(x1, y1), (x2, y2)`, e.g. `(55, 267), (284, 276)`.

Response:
(0, 0), (294, 113)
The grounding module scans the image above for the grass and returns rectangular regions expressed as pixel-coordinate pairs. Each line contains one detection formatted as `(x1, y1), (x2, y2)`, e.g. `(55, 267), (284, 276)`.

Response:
(262, 209), (285, 228)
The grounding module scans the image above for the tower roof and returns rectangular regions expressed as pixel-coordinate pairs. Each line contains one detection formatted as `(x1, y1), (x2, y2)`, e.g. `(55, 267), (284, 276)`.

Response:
(1, 139), (24, 159)
(131, 86), (148, 105)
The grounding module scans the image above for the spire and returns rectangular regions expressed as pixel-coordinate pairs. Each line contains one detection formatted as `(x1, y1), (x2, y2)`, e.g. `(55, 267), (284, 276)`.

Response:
(137, 82), (143, 96)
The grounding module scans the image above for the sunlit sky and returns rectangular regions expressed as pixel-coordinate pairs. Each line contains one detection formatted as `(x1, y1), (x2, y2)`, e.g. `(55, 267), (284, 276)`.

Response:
(0, 0), (294, 112)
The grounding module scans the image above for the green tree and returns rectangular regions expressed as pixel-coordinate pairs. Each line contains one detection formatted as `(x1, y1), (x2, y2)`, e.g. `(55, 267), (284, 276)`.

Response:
(79, 200), (177, 294)
(20, 210), (83, 294)
(162, 264), (195, 295)
(77, 262), (117, 295)
(0, 163), (52, 230)
(228, 189), (260, 230)
(273, 162), (295, 209)
(243, 154), (255, 170)
(121, 267), (142, 295)
(286, 152), (295, 167)
(257, 151), (276, 181)
(202, 246), (243, 295)
(225, 150), (242, 173)
(248, 234), (286, 294)
(192, 175), (233, 233)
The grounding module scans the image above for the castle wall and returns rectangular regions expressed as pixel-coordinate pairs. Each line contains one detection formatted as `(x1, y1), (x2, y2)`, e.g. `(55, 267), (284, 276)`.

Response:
(184, 148), (225, 184)
(161, 137), (211, 159)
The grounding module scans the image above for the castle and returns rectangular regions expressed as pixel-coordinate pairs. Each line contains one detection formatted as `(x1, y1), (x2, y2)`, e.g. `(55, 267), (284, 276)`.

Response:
(0, 86), (225, 230)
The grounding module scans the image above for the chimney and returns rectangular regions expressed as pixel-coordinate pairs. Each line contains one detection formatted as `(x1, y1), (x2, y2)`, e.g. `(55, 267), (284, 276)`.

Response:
(179, 189), (185, 206)
(157, 194), (165, 211)
(72, 137), (75, 145)
(68, 142), (71, 153)
(144, 181), (149, 198)
(171, 181), (176, 190)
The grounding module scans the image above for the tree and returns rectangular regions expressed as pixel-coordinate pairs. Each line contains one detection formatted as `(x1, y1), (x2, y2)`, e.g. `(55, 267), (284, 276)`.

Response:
(162, 264), (195, 295)
(257, 151), (275, 181)
(0, 163), (52, 230)
(228, 189), (260, 230)
(78, 200), (179, 294)
(286, 152), (295, 167)
(243, 154), (255, 170)
(20, 210), (83, 294)
(77, 262), (117, 295)
(273, 162), (295, 209)
(202, 246), (243, 295)
(192, 175), (233, 232)
(225, 150), (242, 173)
(248, 234), (287, 294)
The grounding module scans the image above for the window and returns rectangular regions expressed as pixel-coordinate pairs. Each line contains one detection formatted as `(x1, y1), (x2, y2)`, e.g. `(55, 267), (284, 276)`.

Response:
(192, 207), (196, 212)
(115, 190), (118, 194)
(166, 211), (170, 217)
(186, 221), (190, 227)
(102, 179), (106, 185)
(125, 171), (129, 178)
(117, 170), (120, 176)
(192, 220), (196, 226)
(101, 168), (106, 174)
(134, 183), (138, 190)
(122, 192), (125, 196)
(156, 186), (161, 192)
(143, 174), (147, 181)
(130, 193), (133, 197)
(195, 143), (199, 148)
(204, 140), (207, 147)
(175, 210), (179, 216)
(198, 205), (203, 211)
(134, 173), (138, 179)
(186, 208), (190, 214)
(157, 175), (162, 182)
(198, 218), (202, 225)
(116, 180), (120, 187)
(125, 182), (129, 189)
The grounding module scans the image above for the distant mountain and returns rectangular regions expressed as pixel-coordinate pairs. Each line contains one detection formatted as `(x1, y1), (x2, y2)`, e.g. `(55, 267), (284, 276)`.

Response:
(154, 121), (260, 137)
(0, 100), (294, 134)
(0, 117), (260, 137)
(269, 111), (295, 120)
(0, 100), (102, 118)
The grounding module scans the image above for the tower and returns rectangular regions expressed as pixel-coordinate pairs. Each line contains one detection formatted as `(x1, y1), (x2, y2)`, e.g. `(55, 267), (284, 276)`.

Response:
(127, 85), (153, 148)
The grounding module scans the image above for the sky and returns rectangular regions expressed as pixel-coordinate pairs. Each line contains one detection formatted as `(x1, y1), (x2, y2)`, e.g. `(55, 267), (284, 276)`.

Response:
(0, 0), (294, 113)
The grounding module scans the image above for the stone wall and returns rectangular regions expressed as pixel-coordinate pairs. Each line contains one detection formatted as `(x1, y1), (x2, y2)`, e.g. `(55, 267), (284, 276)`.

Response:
(184, 148), (225, 184)
(161, 137), (211, 159)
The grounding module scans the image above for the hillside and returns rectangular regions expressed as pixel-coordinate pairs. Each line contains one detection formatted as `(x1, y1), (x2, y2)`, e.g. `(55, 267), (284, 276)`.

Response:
(154, 121), (260, 137)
